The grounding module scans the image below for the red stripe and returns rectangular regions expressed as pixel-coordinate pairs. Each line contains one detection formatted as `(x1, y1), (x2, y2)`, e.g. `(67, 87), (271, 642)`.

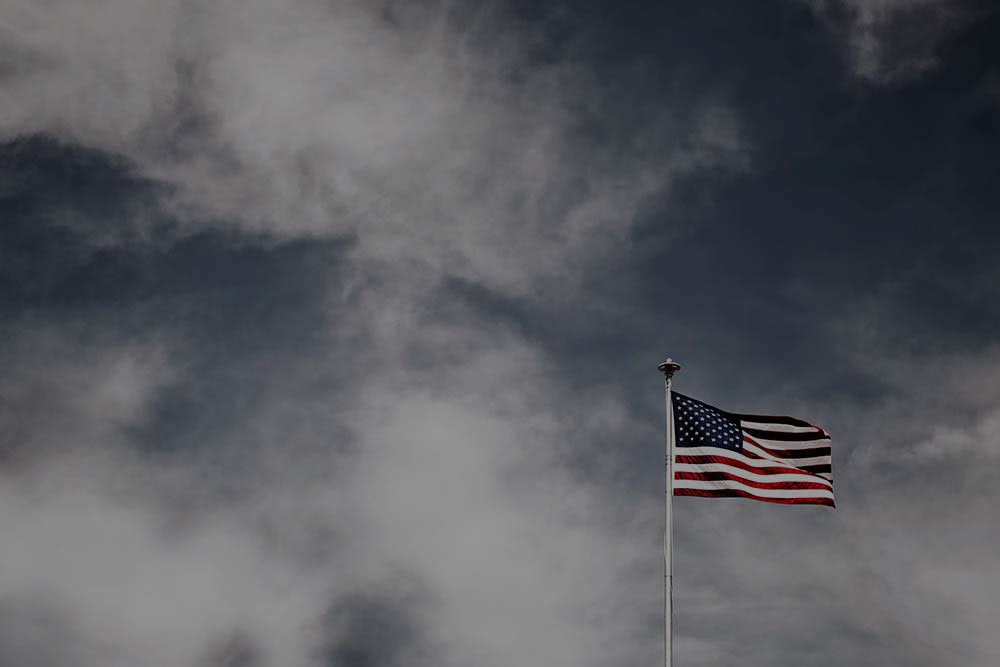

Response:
(742, 434), (830, 461)
(675, 487), (835, 507)
(675, 471), (832, 491)
(675, 453), (825, 480)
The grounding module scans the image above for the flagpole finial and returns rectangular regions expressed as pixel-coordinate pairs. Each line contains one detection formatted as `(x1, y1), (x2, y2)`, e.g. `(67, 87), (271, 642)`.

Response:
(658, 358), (681, 379)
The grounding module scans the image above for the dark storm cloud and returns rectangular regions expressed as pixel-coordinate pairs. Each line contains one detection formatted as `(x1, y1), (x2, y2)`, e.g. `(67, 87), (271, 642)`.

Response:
(0, 599), (106, 666)
(317, 586), (436, 667)
(803, 0), (985, 83)
(0, 138), (349, 474)
(0, 137), (166, 310)
(447, 3), (1000, 664)
(1, 1), (998, 666)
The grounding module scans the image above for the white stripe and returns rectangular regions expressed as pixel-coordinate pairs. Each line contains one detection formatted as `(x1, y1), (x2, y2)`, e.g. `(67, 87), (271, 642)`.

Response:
(745, 436), (832, 452)
(674, 462), (833, 489)
(675, 446), (832, 487)
(674, 478), (835, 499)
(739, 420), (823, 434)
(742, 441), (832, 468)
(676, 445), (828, 473)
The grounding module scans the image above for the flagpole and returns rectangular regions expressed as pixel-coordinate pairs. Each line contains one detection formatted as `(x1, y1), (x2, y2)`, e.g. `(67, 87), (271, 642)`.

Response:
(658, 358), (681, 667)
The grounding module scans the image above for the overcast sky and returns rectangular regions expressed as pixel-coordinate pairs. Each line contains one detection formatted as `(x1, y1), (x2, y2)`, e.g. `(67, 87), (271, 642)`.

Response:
(1, 1), (999, 665)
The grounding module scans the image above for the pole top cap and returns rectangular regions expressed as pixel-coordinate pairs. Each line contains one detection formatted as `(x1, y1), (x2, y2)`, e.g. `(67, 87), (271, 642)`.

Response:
(658, 358), (681, 378)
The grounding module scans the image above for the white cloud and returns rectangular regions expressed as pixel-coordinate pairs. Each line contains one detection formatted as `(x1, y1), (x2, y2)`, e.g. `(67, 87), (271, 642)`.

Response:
(0, 0), (745, 295)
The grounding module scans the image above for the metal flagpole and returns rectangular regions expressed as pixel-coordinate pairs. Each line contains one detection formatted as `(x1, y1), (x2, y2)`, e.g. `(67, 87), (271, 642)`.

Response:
(658, 358), (681, 667)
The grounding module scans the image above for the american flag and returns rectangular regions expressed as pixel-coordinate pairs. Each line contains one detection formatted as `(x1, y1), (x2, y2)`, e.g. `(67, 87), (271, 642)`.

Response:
(671, 392), (834, 507)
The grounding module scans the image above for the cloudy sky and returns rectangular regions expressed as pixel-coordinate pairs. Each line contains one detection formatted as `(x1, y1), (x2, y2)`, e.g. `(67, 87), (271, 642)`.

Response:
(1, 1), (999, 665)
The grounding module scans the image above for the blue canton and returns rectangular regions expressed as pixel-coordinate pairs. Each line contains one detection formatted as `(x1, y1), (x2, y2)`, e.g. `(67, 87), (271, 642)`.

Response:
(671, 392), (743, 452)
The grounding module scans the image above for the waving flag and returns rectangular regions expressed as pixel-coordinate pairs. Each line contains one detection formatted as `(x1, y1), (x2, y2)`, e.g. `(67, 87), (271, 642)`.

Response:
(671, 392), (834, 507)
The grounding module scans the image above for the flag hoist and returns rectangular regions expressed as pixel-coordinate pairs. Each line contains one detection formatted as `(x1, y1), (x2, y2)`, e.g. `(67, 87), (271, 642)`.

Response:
(656, 357), (836, 666)
(657, 358), (681, 667)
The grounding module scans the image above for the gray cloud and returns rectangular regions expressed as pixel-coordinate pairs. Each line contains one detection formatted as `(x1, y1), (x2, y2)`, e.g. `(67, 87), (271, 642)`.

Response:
(0, 0), (743, 295)
(0, 2), (742, 665)
(2, 1), (998, 666)
(803, 0), (978, 83)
